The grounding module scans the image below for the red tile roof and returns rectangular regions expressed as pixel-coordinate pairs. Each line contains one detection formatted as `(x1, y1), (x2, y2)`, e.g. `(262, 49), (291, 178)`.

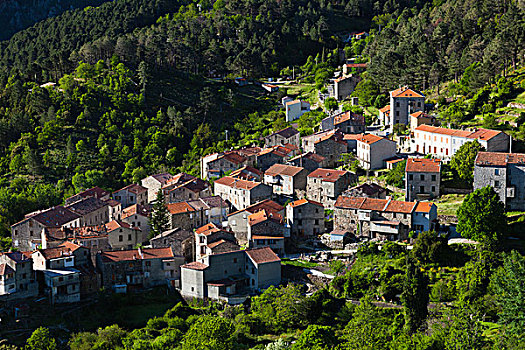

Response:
(245, 247), (281, 264)
(115, 183), (148, 194)
(181, 261), (208, 270)
(357, 134), (386, 145)
(105, 220), (140, 232)
(391, 87), (425, 98)
(290, 152), (326, 164)
(122, 204), (151, 219)
(415, 125), (504, 141)
(415, 202), (434, 213)
(307, 168), (348, 182)
(334, 111), (365, 126)
(230, 166), (263, 179)
(265, 164), (304, 177)
(100, 248), (174, 262)
(195, 222), (221, 236)
(410, 111), (429, 119)
(214, 176), (262, 190)
(288, 198), (323, 208)
(248, 210), (283, 226)
(36, 243), (81, 260)
(384, 200), (417, 214)
(405, 158), (441, 173)
(344, 63), (367, 68)
(166, 202), (195, 214)
(335, 196), (420, 214)
(379, 105), (390, 114)
(252, 235), (284, 239)
(343, 133), (365, 140)
(475, 152), (525, 166)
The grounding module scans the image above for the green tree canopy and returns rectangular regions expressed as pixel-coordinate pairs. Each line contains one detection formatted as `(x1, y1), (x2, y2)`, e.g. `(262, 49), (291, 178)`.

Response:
(291, 325), (337, 350)
(26, 327), (57, 350)
(449, 140), (484, 183)
(456, 186), (506, 247)
(181, 316), (234, 350)
(149, 190), (170, 239)
(401, 257), (429, 334)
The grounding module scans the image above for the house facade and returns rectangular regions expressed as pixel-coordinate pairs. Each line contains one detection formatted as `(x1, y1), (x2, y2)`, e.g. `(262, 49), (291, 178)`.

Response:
(288, 152), (328, 172)
(264, 127), (300, 148)
(413, 125), (510, 160)
(200, 151), (247, 180)
(180, 247), (281, 304)
(112, 184), (148, 208)
(66, 197), (110, 227)
(474, 152), (525, 211)
(387, 87), (425, 132)
(97, 248), (179, 291)
(0, 252), (38, 301)
(334, 196), (438, 240)
(106, 220), (144, 250)
(286, 199), (325, 237)
(405, 158), (441, 201)
(410, 112), (436, 133)
(356, 134), (397, 170)
(306, 168), (357, 209)
(321, 111), (366, 134)
(284, 100), (310, 122)
(141, 173), (174, 203)
(263, 164), (308, 197)
(151, 228), (194, 263)
(166, 178), (211, 203)
(214, 176), (272, 211)
(247, 210), (285, 255)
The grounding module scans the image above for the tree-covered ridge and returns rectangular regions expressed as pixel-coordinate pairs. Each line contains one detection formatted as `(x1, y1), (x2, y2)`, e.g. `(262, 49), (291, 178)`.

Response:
(0, 0), (189, 83)
(365, 0), (525, 92)
(0, 0), (108, 41)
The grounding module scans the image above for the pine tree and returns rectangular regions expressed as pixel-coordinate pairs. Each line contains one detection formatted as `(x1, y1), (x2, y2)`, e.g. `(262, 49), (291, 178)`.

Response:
(149, 190), (170, 239)
(401, 257), (429, 334)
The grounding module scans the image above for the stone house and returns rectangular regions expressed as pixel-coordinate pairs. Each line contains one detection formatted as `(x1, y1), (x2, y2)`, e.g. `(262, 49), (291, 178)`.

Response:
(405, 158), (441, 201)
(264, 127), (301, 148)
(32, 242), (98, 302)
(378, 105), (390, 126)
(306, 168), (357, 209)
(321, 111), (366, 134)
(413, 125), (510, 160)
(195, 223), (239, 261)
(161, 173), (196, 192)
(356, 134), (397, 170)
(214, 176), (272, 211)
(66, 197), (110, 227)
(386, 87), (425, 133)
(228, 199), (285, 244)
(105, 220), (144, 250)
(288, 152), (328, 172)
(474, 152), (525, 211)
(302, 130), (347, 168)
(286, 199), (325, 237)
(65, 187), (110, 206)
(121, 204), (151, 238)
(150, 228), (194, 263)
(141, 173), (174, 203)
(180, 247), (281, 304)
(11, 206), (82, 251)
(97, 247), (179, 291)
(329, 75), (359, 101)
(188, 196), (230, 226)
(230, 166), (263, 182)
(0, 252), (38, 301)
(256, 148), (288, 171)
(106, 199), (122, 221)
(167, 202), (202, 231)
(284, 100), (311, 122)
(247, 210), (285, 255)
(264, 164), (308, 197)
(112, 183), (148, 208)
(343, 183), (387, 199)
(410, 111), (437, 133)
(165, 178), (211, 203)
(200, 151), (247, 180)
(334, 197), (438, 240)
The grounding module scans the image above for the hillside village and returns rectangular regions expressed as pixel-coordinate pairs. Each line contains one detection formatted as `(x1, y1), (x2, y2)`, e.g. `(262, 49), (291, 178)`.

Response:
(1, 52), (518, 311)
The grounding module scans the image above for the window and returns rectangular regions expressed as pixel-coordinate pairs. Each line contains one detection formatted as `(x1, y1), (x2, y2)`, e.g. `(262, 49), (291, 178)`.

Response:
(128, 234), (132, 241)
(396, 102), (400, 107)
(431, 175), (436, 181)
(420, 186), (425, 193)
(58, 277), (64, 282)
(409, 174), (413, 181)
(314, 219), (319, 225)
(431, 186), (436, 192)
(233, 258), (238, 263)
(495, 169), (500, 175)
(420, 174), (425, 181)
(119, 228), (122, 232)
(494, 180), (500, 187)
(145, 261), (151, 267)
(119, 235), (123, 242)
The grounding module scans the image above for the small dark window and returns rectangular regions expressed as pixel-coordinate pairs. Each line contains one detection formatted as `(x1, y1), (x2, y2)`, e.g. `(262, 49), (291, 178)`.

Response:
(420, 186), (425, 193)
(409, 174), (413, 181)
(431, 175), (436, 181)
(420, 174), (425, 181)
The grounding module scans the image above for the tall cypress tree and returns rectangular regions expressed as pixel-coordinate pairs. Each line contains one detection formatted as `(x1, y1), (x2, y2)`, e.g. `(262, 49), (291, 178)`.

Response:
(401, 256), (429, 334)
(149, 190), (170, 239)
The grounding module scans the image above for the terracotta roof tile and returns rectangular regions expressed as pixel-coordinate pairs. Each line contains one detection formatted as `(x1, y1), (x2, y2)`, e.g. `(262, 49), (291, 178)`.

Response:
(406, 158), (441, 173)
(334, 111), (365, 126)
(288, 198), (323, 208)
(357, 134), (386, 145)
(307, 168), (348, 182)
(269, 126), (300, 139)
(167, 202), (195, 214)
(181, 261), (208, 270)
(245, 247), (281, 264)
(265, 164), (304, 177)
(475, 152), (525, 166)
(214, 176), (262, 190)
(415, 202), (434, 213)
(248, 210), (283, 225)
(100, 248), (174, 262)
(391, 87), (425, 98)
(115, 183), (148, 194)
(379, 105), (390, 113)
(384, 200), (417, 214)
